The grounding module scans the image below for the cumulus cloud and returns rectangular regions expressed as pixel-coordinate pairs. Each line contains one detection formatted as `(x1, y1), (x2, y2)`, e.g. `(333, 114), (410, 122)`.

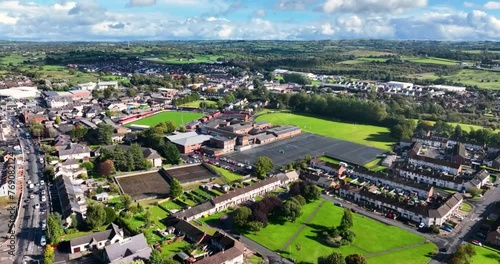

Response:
(484, 1), (500, 10)
(256, 9), (266, 17)
(322, 0), (427, 14)
(126, 0), (157, 7)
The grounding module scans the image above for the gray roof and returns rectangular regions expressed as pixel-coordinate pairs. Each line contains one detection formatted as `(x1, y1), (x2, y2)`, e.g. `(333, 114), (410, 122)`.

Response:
(105, 233), (152, 264)
(70, 223), (122, 247)
(167, 133), (212, 147)
(58, 143), (90, 157)
(55, 175), (87, 218)
(62, 159), (79, 166)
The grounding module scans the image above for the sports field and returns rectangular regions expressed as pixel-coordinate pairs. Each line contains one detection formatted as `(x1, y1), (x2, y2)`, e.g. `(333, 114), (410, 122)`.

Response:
(245, 200), (435, 264)
(127, 111), (203, 127)
(255, 112), (393, 150)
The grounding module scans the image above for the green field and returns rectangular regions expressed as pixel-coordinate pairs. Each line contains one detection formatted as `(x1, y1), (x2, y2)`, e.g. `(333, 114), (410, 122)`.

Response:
(209, 165), (243, 183)
(256, 112), (394, 150)
(412, 119), (486, 132)
(341, 50), (394, 57)
(339, 57), (389, 64)
(127, 111), (203, 127)
(150, 55), (221, 64)
(245, 200), (433, 263)
(402, 56), (458, 65)
(180, 100), (217, 108)
(409, 69), (500, 90)
(471, 244), (500, 263)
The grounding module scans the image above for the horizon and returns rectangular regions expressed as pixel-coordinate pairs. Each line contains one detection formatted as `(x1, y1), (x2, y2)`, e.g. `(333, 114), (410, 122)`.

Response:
(1, 0), (500, 41)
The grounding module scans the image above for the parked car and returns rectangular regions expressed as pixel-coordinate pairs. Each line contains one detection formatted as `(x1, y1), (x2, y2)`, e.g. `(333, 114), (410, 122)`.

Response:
(40, 236), (46, 246)
(471, 240), (482, 246)
(418, 223), (425, 229)
(334, 203), (343, 207)
(41, 219), (46, 230)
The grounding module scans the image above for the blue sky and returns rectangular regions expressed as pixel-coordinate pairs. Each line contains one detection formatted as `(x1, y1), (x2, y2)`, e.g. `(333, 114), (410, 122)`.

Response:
(1, 0), (500, 40)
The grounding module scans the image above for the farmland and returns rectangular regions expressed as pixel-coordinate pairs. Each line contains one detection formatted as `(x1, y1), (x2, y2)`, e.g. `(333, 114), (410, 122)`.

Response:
(245, 200), (434, 264)
(402, 56), (459, 65)
(255, 112), (394, 150)
(127, 111), (203, 127)
(408, 69), (500, 90)
(180, 100), (218, 108)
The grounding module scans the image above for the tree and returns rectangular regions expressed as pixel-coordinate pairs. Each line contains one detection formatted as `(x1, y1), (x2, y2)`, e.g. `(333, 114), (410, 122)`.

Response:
(126, 88), (137, 97)
(345, 254), (367, 264)
(70, 124), (88, 141)
(86, 202), (107, 230)
(233, 206), (252, 228)
(104, 206), (117, 224)
(318, 252), (346, 264)
(253, 156), (274, 178)
(247, 221), (264, 234)
(149, 250), (179, 264)
(283, 200), (302, 222)
(44, 246), (55, 264)
(121, 194), (132, 210)
(96, 123), (113, 145)
(165, 121), (177, 133)
(340, 209), (354, 231)
(99, 159), (115, 177)
(450, 243), (476, 264)
(165, 142), (180, 165)
(467, 187), (481, 197)
(46, 213), (63, 244)
(170, 178), (183, 199)
(304, 184), (320, 202)
(103, 87), (114, 99)
(54, 115), (61, 124)
(80, 161), (94, 171)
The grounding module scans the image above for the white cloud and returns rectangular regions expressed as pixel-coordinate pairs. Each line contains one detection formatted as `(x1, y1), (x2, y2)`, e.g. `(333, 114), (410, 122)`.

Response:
(322, 0), (427, 14)
(484, 1), (500, 10)
(0, 13), (17, 25)
(126, 0), (157, 7)
(256, 9), (266, 17)
(276, 0), (315, 11)
(321, 23), (335, 35)
(463, 1), (477, 8)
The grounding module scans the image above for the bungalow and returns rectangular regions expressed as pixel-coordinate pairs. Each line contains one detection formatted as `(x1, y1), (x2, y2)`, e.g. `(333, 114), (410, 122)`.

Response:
(95, 192), (109, 201)
(103, 233), (152, 264)
(70, 223), (124, 254)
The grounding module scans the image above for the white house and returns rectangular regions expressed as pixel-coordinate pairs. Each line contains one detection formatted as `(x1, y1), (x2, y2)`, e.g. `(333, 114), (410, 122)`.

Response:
(386, 81), (414, 90)
(104, 233), (152, 264)
(395, 164), (465, 191)
(74, 82), (98, 91)
(70, 223), (124, 254)
(58, 143), (91, 160)
(97, 81), (119, 90)
(408, 156), (462, 175)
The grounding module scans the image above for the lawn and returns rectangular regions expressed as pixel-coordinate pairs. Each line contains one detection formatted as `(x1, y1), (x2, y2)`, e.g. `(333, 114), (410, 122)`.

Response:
(460, 202), (472, 213)
(364, 158), (387, 172)
(160, 240), (190, 257)
(127, 111), (203, 127)
(61, 225), (108, 241)
(246, 200), (431, 264)
(256, 112), (394, 150)
(320, 156), (341, 165)
(160, 199), (184, 210)
(209, 165), (243, 183)
(180, 100), (217, 108)
(471, 244), (500, 264)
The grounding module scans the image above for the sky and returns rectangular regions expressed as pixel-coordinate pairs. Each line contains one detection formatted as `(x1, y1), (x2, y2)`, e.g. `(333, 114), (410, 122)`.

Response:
(1, 0), (500, 41)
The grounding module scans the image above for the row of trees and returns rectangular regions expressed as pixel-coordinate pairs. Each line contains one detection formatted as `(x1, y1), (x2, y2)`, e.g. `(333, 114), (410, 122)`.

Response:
(172, 93), (200, 106)
(416, 120), (500, 147)
(318, 252), (367, 264)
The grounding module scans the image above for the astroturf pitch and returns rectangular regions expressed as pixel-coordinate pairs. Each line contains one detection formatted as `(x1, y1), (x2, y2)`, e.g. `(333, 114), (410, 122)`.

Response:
(225, 132), (386, 168)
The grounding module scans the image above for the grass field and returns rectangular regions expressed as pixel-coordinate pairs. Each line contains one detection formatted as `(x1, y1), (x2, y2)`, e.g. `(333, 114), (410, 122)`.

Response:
(402, 56), (458, 65)
(180, 100), (217, 108)
(339, 57), (389, 64)
(471, 244), (500, 264)
(412, 119), (486, 132)
(408, 69), (500, 90)
(158, 55), (220, 64)
(127, 111), (203, 127)
(209, 165), (243, 183)
(342, 50), (394, 57)
(245, 200), (432, 263)
(256, 112), (394, 150)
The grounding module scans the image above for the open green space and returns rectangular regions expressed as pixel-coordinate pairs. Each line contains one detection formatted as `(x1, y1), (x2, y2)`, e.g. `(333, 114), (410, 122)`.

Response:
(256, 112), (393, 150)
(412, 119), (485, 132)
(153, 55), (221, 64)
(471, 244), (500, 264)
(339, 57), (389, 64)
(245, 200), (430, 264)
(341, 50), (394, 57)
(180, 100), (217, 108)
(209, 165), (244, 183)
(409, 69), (500, 90)
(127, 111), (203, 127)
(364, 158), (387, 172)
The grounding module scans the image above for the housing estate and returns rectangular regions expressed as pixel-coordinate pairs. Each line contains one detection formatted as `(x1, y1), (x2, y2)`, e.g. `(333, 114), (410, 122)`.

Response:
(103, 233), (152, 264)
(96, 145), (163, 167)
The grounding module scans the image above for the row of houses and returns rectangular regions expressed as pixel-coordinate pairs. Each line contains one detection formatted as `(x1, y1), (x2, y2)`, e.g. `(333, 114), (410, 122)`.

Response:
(173, 171), (299, 221)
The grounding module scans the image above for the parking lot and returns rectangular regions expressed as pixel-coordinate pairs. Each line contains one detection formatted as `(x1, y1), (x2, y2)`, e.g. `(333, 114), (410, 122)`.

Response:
(225, 132), (386, 168)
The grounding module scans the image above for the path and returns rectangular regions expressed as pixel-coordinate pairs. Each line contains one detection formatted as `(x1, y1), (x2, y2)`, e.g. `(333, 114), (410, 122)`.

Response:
(279, 200), (325, 251)
(364, 241), (428, 258)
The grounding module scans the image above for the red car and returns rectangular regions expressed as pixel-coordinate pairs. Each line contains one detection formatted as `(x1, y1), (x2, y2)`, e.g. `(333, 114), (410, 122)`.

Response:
(472, 240), (482, 246)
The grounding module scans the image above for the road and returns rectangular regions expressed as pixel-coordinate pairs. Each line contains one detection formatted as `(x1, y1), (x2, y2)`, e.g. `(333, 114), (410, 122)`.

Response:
(12, 118), (48, 263)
